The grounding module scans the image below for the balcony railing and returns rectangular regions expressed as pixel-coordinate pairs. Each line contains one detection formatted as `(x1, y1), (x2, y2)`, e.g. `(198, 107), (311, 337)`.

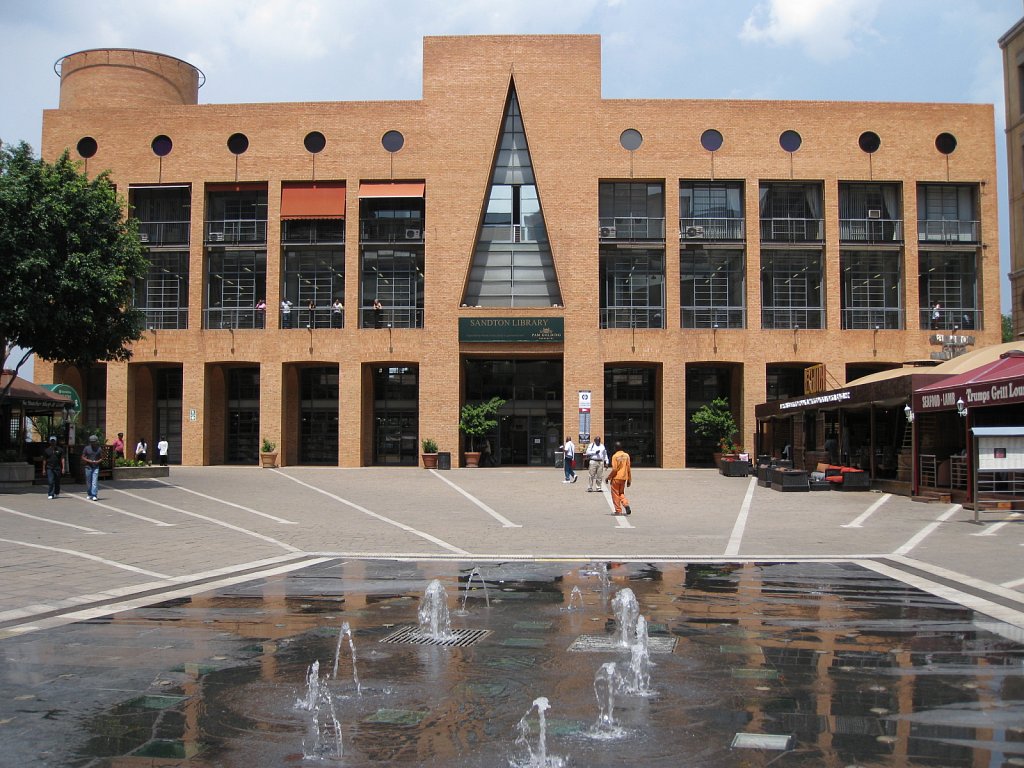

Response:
(206, 219), (267, 245)
(920, 307), (979, 331)
(599, 217), (666, 241)
(839, 218), (903, 244)
(600, 307), (665, 329)
(679, 217), (744, 241)
(917, 219), (979, 244)
(360, 219), (425, 243)
(280, 308), (344, 329)
(681, 307), (746, 329)
(761, 308), (825, 329)
(478, 223), (547, 243)
(840, 308), (903, 330)
(141, 307), (189, 330)
(282, 220), (345, 245)
(137, 221), (190, 246)
(360, 307), (424, 329)
(204, 308), (266, 330)
(759, 218), (824, 243)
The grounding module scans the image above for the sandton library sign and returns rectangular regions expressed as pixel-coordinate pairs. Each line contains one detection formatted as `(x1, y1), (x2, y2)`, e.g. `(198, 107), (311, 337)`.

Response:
(458, 317), (564, 343)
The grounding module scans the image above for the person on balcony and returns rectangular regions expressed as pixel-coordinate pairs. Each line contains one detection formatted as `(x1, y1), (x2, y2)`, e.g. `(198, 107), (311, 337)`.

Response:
(281, 299), (293, 328)
(332, 298), (344, 328)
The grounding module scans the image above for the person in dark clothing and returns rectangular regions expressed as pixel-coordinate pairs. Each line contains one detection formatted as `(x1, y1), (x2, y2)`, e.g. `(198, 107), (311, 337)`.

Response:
(44, 436), (65, 499)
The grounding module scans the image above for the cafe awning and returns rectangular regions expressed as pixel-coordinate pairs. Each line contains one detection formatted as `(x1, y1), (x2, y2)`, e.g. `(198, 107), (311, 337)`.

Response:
(913, 350), (1024, 413)
(0, 372), (73, 414)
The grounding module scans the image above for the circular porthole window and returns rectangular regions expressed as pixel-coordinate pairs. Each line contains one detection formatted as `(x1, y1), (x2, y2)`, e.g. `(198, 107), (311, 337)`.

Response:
(619, 128), (643, 151)
(76, 136), (98, 159)
(381, 130), (405, 153)
(700, 129), (723, 152)
(151, 135), (173, 157)
(304, 131), (326, 154)
(779, 130), (802, 153)
(858, 131), (881, 153)
(935, 132), (957, 155)
(227, 133), (249, 155)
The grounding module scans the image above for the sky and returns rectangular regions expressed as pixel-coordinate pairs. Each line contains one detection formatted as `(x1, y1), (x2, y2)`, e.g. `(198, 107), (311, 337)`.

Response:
(1, 0), (1022, 376)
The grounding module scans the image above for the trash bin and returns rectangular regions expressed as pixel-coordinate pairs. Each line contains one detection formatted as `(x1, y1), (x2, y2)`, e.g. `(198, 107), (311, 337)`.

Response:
(436, 451), (451, 470)
(554, 450), (564, 468)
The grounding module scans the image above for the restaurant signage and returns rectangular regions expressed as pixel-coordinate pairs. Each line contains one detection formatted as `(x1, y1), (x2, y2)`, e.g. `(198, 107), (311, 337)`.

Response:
(918, 381), (1024, 412)
(459, 317), (564, 343)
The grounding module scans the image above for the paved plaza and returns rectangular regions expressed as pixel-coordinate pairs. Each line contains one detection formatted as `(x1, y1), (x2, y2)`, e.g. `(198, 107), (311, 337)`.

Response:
(1, 466), (1022, 636)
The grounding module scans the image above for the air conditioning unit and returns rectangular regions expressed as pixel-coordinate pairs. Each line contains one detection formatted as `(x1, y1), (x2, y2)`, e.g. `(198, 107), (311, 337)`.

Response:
(684, 226), (705, 238)
(138, 232), (149, 243)
(405, 228), (421, 239)
(867, 209), (882, 219)
(209, 232), (225, 242)
(599, 226), (616, 238)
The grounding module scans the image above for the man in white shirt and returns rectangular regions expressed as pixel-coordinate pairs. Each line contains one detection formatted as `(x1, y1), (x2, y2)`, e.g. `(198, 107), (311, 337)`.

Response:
(584, 436), (608, 491)
(562, 436), (577, 483)
(157, 437), (170, 466)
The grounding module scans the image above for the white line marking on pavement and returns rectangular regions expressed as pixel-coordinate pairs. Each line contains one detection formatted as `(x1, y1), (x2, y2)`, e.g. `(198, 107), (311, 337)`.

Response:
(72, 496), (175, 526)
(428, 470), (521, 528)
(277, 472), (470, 555)
(111, 488), (300, 553)
(892, 504), (961, 556)
(0, 537), (170, 579)
(841, 493), (892, 528)
(154, 479), (298, 524)
(972, 511), (1022, 536)
(1003, 575), (1024, 588)
(724, 477), (757, 556)
(601, 485), (633, 527)
(0, 505), (104, 534)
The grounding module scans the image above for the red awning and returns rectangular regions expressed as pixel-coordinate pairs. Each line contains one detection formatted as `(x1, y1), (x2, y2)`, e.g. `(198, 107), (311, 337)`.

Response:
(913, 350), (1024, 412)
(358, 181), (425, 198)
(280, 182), (346, 220)
(0, 372), (73, 414)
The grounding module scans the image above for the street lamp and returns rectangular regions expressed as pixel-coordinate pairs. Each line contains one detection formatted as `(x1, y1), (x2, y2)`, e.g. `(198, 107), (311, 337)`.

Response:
(956, 397), (967, 418)
(903, 404), (914, 423)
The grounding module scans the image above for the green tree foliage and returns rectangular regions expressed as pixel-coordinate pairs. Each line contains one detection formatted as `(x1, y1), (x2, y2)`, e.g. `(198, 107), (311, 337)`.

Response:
(0, 142), (147, 389)
(690, 397), (739, 451)
(459, 396), (506, 452)
(1003, 313), (1013, 343)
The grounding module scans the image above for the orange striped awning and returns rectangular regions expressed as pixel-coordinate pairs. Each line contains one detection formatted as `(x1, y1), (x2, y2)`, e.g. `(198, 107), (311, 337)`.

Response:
(280, 182), (346, 220)
(357, 181), (425, 198)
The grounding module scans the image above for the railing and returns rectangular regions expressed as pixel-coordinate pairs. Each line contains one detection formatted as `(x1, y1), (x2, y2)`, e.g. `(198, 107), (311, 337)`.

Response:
(477, 223), (547, 243)
(759, 218), (824, 243)
(203, 308), (266, 329)
(920, 307), (979, 331)
(838, 218), (903, 244)
(599, 217), (666, 240)
(360, 307), (424, 329)
(360, 219), (425, 243)
(137, 221), (190, 246)
(681, 307), (745, 329)
(280, 308), (344, 329)
(840, 308), (902, 330)
(679, 217), (744, 241)
(141, 307), (189, 330)
(919, 453), (938, 488)
(600, 307), (665, 329)
(205, 219), (267, 245)
(282, 220), (345, 244)
(950, 455), (967, 490)
(917, 219), (979, 244)
(760, 309), (825, 329)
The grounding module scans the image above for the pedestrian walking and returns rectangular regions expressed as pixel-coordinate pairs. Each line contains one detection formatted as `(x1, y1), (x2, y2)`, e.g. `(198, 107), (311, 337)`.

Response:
(44, 436), (65, 499)
(562, 436), (577, 483)
(584, 436), (608, 491)
(157, 437), (169, 466)
(81, 435), (103, 501)
(135, 437), (148, 464)
(605, 441), (632, 515)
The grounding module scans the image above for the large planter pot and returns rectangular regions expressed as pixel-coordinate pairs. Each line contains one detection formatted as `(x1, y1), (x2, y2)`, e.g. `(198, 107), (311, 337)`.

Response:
(260, 452), (278, 468)
(0, 461), (34, 489)
(112, 465), (170, 480)
(422, 453), (438, 469)
(463, 451), (481, 468)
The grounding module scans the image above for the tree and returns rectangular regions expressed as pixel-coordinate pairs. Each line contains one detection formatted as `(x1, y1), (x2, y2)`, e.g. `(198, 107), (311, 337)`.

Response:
(690, 397), (739, 452)
(0, 141), (147, 400)
(459, 396), (506, 452)
(1003, 313), (1014, 343)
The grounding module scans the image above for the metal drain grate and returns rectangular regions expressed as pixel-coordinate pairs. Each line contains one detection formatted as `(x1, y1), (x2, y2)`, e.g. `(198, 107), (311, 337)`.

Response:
(380, 625), (491, 648)
(567, 635), (677, 654)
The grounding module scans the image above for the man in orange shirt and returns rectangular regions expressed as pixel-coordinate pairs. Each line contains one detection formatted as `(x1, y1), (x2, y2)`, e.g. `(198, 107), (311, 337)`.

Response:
(605, 441), (632, 515)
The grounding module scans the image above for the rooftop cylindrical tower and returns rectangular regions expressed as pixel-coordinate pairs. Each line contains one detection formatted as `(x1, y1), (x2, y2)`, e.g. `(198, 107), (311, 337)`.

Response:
(55, 48), (204, 109)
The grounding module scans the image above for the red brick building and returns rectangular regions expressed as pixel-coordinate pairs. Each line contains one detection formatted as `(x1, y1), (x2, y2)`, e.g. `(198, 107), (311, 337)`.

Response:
(34, 35), (1002, 468)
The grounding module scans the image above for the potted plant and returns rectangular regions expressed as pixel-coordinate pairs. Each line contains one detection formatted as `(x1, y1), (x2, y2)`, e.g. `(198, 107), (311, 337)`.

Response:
(691, 397), (739, 468)
(260, 437), (278, 468)
(458, 396), (505, 467)
(421, 438), (439, 469)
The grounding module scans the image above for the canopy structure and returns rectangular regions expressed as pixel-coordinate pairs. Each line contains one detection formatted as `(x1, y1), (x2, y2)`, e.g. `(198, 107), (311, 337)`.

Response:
(913, 350), (1024, 414)
(1, 372), (73, 415)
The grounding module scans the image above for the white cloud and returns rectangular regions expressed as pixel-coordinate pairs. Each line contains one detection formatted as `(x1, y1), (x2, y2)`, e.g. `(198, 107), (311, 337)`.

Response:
(740, 0), (883, 62)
